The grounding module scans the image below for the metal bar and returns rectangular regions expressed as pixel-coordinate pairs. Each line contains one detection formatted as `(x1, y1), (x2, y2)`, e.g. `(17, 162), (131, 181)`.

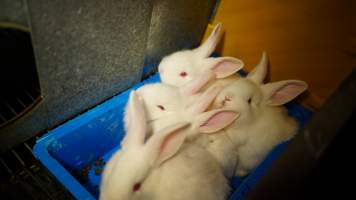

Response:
(12, 150), (56, 200)
(0, 113), (6, 121)
(0, 156), (13, 175)
(24, 90), (34, 101)
(34, 85), (41, 94)
(4, 102), (17, 116)
(16, 97), (27, 108)
(24, 142), (34, 156)
(11, 150), (25, 167)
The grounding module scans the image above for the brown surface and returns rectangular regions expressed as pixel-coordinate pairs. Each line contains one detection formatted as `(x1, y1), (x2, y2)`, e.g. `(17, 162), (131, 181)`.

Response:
(203, 0), (356, 109)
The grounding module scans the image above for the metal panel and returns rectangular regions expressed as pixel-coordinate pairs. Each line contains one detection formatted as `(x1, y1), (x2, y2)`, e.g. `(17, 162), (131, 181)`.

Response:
(28, 0), (153, 126)
(143, 0), (218, 77)
(0, 0), (153, 153)
(0, 0), (28, 27)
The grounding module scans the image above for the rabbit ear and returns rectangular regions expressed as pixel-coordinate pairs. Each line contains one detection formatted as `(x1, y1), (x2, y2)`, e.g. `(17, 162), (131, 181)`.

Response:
(196, 109), (239, 134)
(195, 23), (222, 58)
(180, 70), (215, 95)
(247, 51), (268, 84)
(122, 91), (147, 147)
(186, 85), (222, 115)
(261, 80), (308, 106)
(205, 57), (244, 79)
(145, 122), (190, 166)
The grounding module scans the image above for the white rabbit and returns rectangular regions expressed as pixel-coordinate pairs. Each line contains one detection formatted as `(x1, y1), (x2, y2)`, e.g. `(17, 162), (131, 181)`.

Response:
(135, 82), (231, 137)
(135, 83), (240, 178)
(158, 23), (244, 95)
(210, 53), (308, 176)
(100, 91), (233, 200)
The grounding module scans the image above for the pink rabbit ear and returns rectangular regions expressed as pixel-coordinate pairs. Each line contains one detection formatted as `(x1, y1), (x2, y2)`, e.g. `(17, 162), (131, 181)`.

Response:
(195, 23), (222, 58)
(145, 122), (190, 166)
(262, 80), (308, 106)
(247, 51), (268, 84)
(205, 57), (244, 79)
(197, 110), (239, 134)
(122, 91), (147, 147)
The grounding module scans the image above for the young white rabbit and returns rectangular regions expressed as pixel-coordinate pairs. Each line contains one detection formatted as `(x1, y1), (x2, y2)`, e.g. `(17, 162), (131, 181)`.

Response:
(211, 53), (308, 176)
(158, 23), (244, 95)
(100, 91), (232, 200)
(135, 83), (240, 178)
(135, 82), (232, 137)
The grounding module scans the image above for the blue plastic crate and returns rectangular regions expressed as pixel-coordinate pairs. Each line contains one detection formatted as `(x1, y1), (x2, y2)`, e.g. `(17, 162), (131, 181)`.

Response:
(33, 73), (313, 200)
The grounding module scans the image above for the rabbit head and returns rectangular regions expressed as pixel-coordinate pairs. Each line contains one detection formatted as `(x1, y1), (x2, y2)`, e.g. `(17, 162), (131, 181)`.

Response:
(135, 83), (238, 138)
(100, 91), (190, 200)
(135, 83), (183, 124)
(158, 23), (244, 94)
(211, 52), (308, 127)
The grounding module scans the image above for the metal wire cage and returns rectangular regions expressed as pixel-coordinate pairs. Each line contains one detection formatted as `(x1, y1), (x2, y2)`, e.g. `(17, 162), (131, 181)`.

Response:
(0, 23), (42, 129)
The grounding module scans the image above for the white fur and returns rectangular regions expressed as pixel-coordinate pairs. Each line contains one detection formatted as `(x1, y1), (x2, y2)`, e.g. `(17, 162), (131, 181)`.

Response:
(101, 135), (230, 200)
(141, 143), (230, 200)
(211, 54), (308, 176)
(194, 130), (238, 178)
(136, 83), (223, 138)
(154, 24), (245, 178)
(135, 83), (240, 178)
(154, 23), (245, 178)
(158, 23), (243, 92)
(100, 91), (231, 200)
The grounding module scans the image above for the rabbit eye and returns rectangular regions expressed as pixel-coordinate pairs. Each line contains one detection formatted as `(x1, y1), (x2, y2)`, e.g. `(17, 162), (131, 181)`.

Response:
(133, 182), (141, 192)
(247, 97), (252, 104)
(179, 72), (188, 77)
(157, 105), (165, 111)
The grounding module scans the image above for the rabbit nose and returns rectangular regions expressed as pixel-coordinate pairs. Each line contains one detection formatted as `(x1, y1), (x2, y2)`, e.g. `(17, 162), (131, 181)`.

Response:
(221, 96), (232, 106)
